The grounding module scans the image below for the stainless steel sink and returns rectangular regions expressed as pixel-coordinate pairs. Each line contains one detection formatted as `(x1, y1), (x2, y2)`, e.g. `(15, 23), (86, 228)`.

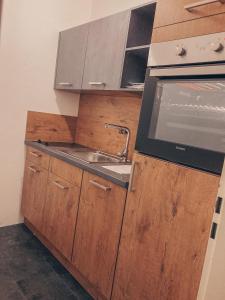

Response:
(56, 148), (122, 164)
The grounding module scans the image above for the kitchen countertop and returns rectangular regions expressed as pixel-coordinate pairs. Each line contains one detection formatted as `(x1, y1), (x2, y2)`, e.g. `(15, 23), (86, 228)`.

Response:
(25, 141), (131, 189)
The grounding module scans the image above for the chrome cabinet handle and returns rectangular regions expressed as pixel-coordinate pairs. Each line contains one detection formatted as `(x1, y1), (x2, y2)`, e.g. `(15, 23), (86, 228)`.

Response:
(30, 151), (41, 158)
(128, 162), (137, 193)
(28, 166), (40, 173)
(89, 180), (111, 192)
(58, 82), (73, 86)
(88, 82), (106, 86)
(185, 0), (225, 11)
(52, 180), (69, 190)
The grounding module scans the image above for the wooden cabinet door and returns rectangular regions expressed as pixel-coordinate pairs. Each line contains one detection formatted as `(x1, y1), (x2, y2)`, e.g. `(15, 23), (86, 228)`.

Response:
(21, 160), (48, 231)
(55, 24), (89, 90)
(42, 173), (81, 260)
(112, 153), (220, 300)
(154, 0), (225, 28)
(72, 172), (127, 300)
(82, 11), (130, 90)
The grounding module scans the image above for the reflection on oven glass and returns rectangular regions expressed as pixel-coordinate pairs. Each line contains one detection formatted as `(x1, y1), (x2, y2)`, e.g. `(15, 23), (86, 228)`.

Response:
(149, 80), (225, 153)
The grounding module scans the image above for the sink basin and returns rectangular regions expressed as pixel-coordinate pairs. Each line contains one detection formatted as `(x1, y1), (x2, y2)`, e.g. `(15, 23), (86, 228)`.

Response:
(57, 149), (122, 164)
(102, 165), (132, 174)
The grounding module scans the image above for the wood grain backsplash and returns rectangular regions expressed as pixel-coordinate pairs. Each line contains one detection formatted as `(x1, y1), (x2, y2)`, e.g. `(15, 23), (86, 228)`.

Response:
(75, 93), (142, 160)
(26, 111), (77, 143)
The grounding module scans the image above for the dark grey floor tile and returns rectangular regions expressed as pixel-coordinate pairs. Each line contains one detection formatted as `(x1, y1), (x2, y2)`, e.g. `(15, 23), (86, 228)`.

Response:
(17, 272), (78, 300)
(0, 224), (93, 300)
(0, 224), (32, 242)
(0, 278), (26, 300)
(60, 273), (93, 300)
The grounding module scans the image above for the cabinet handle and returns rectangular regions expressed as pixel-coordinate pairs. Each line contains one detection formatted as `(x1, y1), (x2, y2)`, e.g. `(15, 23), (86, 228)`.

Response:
(89, 82), (106, 86)
(58, 82), (73, 86)
(28, 166), (40, 173)
(184, 0), (225, 11)
(89, 180), (111, 192)
(30, 151), (42, 158)
(52, 180), (69, 190)
(128, 161), (137, 193)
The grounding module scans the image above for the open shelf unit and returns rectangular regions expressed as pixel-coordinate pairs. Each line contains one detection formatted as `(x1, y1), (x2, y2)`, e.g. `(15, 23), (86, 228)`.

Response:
(121, 47), (149, 89)
(120, 2), (156, 90)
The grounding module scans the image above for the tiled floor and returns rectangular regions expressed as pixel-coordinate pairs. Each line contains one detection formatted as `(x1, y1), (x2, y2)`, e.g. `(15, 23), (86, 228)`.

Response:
(0, 224), (93, 300)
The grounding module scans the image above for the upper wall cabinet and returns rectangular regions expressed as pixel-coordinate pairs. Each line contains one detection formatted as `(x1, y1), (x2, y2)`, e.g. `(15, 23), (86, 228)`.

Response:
(54, 3), (156, 92)
(154, 0), (225, 28)
(81, 11), (130, 90)
(55, 24), (89, 90)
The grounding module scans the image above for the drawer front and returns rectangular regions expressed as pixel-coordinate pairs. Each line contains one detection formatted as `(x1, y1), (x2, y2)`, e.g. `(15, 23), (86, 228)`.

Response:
(50, 157), (83, 187)
(154, 0), (225, 28)
(26, 147), (50, 170)
(152, 13), (225, 43)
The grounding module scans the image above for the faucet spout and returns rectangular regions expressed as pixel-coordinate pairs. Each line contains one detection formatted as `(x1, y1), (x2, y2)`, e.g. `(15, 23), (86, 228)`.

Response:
(105, 123), (130, 162)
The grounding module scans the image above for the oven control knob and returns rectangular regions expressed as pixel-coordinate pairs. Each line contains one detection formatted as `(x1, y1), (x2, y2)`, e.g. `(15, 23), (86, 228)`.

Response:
(210, 42), (224, 53)
(176, 46), (186, 56)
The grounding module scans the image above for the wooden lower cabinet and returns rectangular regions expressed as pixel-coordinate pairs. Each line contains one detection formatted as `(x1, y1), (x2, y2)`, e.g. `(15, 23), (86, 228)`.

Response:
(26, 146), (50, 170)
(42, 173), (81, 260)
(72, 171), (127, 300)
(21, 160), (48, 231)
(111, 153), (220, 300)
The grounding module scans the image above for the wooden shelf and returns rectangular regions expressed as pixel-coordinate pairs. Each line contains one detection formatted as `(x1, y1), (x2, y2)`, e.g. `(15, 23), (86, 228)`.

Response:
(121, 47), (149, 89)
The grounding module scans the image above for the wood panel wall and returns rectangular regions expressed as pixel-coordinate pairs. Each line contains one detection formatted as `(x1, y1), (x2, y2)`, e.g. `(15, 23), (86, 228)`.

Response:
(25, 111), (77, 143)
(75, 93), (142, 160)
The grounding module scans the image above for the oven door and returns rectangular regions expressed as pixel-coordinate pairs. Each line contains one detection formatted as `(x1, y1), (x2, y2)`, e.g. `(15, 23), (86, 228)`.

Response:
(136, 66), (225, 174)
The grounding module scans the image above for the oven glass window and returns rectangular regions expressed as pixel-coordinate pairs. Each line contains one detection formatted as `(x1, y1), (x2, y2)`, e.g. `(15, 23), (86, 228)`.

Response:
(148, 79), (225, 153)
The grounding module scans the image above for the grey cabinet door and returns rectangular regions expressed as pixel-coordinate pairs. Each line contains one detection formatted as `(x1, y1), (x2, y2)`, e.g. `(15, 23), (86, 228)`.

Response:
(55, 24), (89, 90)
(82, 11), (130, 90)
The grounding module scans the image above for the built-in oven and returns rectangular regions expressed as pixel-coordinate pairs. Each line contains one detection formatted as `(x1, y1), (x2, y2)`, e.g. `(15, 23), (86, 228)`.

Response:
(136, 32), (225, 174)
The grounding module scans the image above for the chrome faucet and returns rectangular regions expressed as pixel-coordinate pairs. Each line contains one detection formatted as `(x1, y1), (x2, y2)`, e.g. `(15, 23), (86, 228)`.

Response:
(105, 123), (130, 162)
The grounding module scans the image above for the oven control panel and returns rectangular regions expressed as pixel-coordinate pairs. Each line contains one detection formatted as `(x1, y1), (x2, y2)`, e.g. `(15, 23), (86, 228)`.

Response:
(149, 32), (225, 67)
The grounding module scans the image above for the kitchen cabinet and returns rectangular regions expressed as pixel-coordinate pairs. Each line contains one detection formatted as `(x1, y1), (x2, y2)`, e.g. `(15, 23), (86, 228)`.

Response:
(152, 0), (225, 42)
(154, 0), (225, 28)
(121, 3), (156, 89)
(26, 146), (50, 170)
(72, 171), (127, 299)
(54, 3), (156, 92)
(42, 173), (81, 260)
(21, 160), (48, 232)
(81, 11), (130, 90)
(112, 152), (220, 300)
(55, 24), (89, 90)
(152, 13), (225, 42)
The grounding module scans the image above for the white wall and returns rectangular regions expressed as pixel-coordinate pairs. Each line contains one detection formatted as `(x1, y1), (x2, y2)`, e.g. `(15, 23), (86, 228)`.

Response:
(0, 0), (153, 227)
(0, 0), (92, 226)
(91, 0), (154, 19)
